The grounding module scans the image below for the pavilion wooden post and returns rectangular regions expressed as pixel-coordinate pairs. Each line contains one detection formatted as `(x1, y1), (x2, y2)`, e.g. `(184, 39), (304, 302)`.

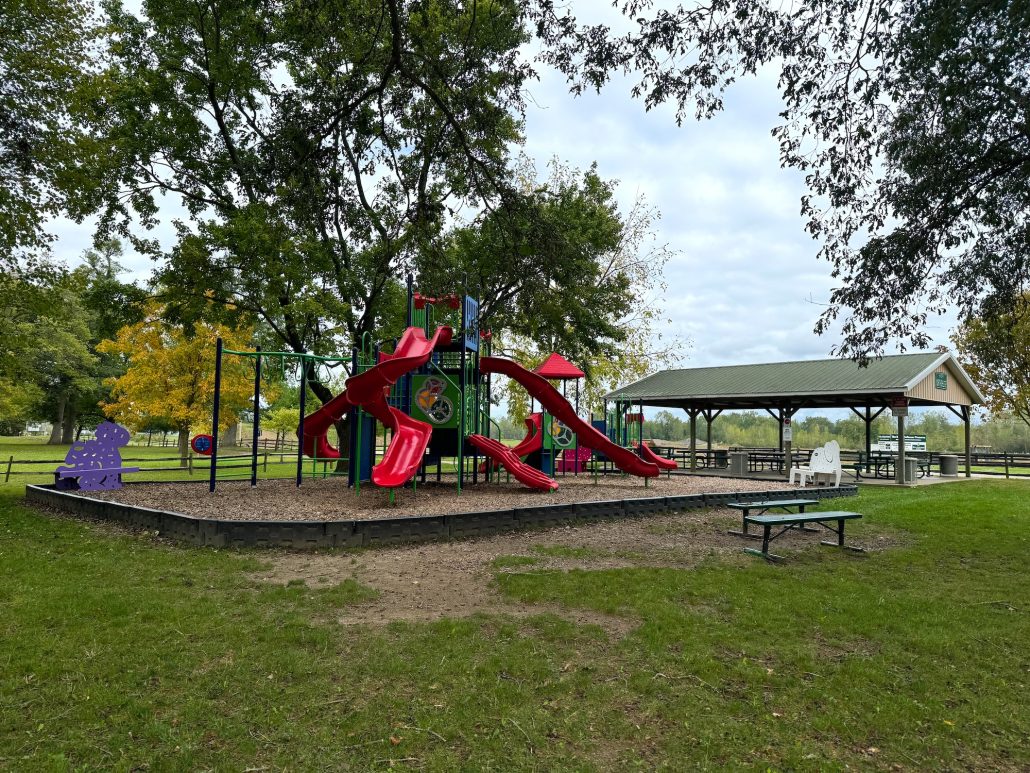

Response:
(702, 409), (722, 467)
(782, 406), (796, 478)
(895, 411), (906, 485)
(963, 406), (972, 477)
(687, 408), (699, 472)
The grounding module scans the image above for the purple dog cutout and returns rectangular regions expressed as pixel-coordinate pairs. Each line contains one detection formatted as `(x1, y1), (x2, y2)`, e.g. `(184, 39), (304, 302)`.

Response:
(56, 421), (139, 491)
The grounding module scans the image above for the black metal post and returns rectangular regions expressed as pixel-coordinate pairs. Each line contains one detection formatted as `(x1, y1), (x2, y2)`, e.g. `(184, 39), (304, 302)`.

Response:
(296, 355), (307, 487)
(209, 337), (223, 493)
(251, 347), (262, 486)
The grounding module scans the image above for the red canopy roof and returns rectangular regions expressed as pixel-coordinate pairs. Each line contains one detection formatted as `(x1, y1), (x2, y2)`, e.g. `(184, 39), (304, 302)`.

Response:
(533, 352), (585, 380)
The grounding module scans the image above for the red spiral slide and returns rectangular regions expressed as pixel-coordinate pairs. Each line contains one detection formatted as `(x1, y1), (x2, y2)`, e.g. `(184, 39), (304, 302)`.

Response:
(298, 326), (452, 487)
(479, 356), (661, 478)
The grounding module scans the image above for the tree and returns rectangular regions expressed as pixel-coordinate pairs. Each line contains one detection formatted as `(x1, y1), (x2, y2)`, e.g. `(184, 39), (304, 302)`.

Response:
(0, 267), (97, 440)
(0, 0), (95, 268)
(429, 157), (681, 420)
(530, 1), (1030, 360)
(97, 305), (258, 463)
(954, 300), (1030, 427)
(264, 408), (301, 451)
(51, 240), (149, 441)
(82, 0), (531, 412)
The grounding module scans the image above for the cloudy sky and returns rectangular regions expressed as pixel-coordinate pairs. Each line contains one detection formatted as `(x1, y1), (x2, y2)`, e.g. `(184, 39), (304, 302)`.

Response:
(48, 4), (959, 374)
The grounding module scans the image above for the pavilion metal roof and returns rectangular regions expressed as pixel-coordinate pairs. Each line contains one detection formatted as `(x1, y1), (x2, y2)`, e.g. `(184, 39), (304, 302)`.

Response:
(605, 351), (985, 409)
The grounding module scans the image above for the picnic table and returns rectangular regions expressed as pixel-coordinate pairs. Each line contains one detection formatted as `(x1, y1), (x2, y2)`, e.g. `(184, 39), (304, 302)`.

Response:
(743, 511), (864, 561)
(863, 454), (931, 480)
(726, 498), (820, 538)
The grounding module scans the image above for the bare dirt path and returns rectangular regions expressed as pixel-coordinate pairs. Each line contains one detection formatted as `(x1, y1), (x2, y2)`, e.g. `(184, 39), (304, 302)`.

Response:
(254, 508), (903, 634)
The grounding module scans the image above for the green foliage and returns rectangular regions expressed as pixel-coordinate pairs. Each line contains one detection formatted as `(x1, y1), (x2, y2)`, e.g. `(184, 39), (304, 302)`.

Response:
(446, 157), (678, 422)
(84, 0), (531, 395)
(0, 0), (96, 266)
(954, 298), (1030, 428)
(0, 267), (96, 428)
(1, 476), (1028, 768)
(532, 1), (1030, 360)
(639, 409), (1028, 453)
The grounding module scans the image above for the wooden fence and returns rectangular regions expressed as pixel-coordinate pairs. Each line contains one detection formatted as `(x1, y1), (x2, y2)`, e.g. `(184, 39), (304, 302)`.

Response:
(651, 445), (1030, 478)
(1, 450), (316, 484)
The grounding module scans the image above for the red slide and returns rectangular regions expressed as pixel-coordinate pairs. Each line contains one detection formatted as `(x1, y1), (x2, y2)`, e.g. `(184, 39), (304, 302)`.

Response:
(299, 390), (353, 459)
(344, 326), (452, 487)
(298, 326), (451, 487)
(637, 441), (678, 471)
(480, 356), (661, 478)
(467, 434), (558, 491)
(480, 412), (543, 475)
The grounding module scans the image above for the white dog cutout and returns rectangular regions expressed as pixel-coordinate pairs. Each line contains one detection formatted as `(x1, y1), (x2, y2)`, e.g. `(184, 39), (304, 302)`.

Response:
(789, 440), (842, 487)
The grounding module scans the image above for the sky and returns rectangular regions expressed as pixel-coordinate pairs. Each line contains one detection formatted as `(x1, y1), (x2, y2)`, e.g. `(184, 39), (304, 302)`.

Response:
(47, 3), (960, 378)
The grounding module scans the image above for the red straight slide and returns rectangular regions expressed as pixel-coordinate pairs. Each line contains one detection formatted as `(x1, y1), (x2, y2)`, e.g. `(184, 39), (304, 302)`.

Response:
(344, 326), (452, 488)
(480, 356), (661, 478)
(637, 441), (678, 471)
(467, 434), (558, 491)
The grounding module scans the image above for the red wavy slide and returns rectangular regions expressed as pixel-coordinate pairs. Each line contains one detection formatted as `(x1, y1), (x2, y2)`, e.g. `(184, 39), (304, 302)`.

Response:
(480, 412), (542, 475)
(298, 326), (452, 488)
(466, 434), (558, 491)
(480, 356), (661, 478)
(636, 441), (678, 471)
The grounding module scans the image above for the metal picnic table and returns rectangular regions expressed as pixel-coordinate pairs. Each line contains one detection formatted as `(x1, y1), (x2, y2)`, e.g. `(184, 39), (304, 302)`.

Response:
(726, 498), (820, 538)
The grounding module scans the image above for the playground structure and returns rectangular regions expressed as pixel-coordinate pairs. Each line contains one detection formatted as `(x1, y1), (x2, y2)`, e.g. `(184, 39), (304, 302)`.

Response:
(201, 277), (667, 496)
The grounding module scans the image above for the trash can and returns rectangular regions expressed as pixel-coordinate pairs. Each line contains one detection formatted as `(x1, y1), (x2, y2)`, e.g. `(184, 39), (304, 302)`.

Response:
(729, 451), (749, 476)
(714, 449), (729, 468)
(939, 454), (959, 477)
(903, 457), (919, 482)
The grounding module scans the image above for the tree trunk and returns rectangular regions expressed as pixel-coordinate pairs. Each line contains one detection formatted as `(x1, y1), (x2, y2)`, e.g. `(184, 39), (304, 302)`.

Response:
(61, 406), (76, 444)
(222, 421), (238, 447)
(48, 394), (66, 444)
(178, 425), (190, 467)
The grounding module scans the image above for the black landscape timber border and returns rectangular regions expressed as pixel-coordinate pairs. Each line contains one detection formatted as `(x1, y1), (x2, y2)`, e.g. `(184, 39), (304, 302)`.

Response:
(25, 483), (858, 550)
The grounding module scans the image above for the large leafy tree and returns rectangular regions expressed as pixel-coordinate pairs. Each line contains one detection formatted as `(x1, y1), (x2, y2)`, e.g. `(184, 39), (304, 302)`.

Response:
(98, 304), (258, 462)
(427, 157), (678, 419)
(0, 267), (98, 440)
(83, 0), (530, 411)
(0, 0), (95, 268)
(953, 298), (1030, 428)
(530, 0), (1030, 360)
(59, 241), (149, 439)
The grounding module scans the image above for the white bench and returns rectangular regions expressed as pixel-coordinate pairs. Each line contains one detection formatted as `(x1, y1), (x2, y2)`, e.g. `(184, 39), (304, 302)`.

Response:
(789, 440), (842, 488)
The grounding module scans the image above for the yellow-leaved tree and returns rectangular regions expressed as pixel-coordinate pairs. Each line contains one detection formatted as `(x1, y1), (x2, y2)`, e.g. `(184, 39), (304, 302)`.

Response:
(97, 305), (257, 464)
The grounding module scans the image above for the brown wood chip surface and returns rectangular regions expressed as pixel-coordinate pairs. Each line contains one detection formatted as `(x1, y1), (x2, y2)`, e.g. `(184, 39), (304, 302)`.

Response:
(81, 474), (795, 521)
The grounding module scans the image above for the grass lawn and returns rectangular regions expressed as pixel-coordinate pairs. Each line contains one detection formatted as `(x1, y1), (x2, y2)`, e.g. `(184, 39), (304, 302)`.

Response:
(1, 474), (1028, 770)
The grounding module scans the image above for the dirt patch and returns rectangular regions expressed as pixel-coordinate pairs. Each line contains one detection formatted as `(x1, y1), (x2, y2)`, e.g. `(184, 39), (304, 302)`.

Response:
(253, 506), (896, 633)
(79, 474), (794, 521)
